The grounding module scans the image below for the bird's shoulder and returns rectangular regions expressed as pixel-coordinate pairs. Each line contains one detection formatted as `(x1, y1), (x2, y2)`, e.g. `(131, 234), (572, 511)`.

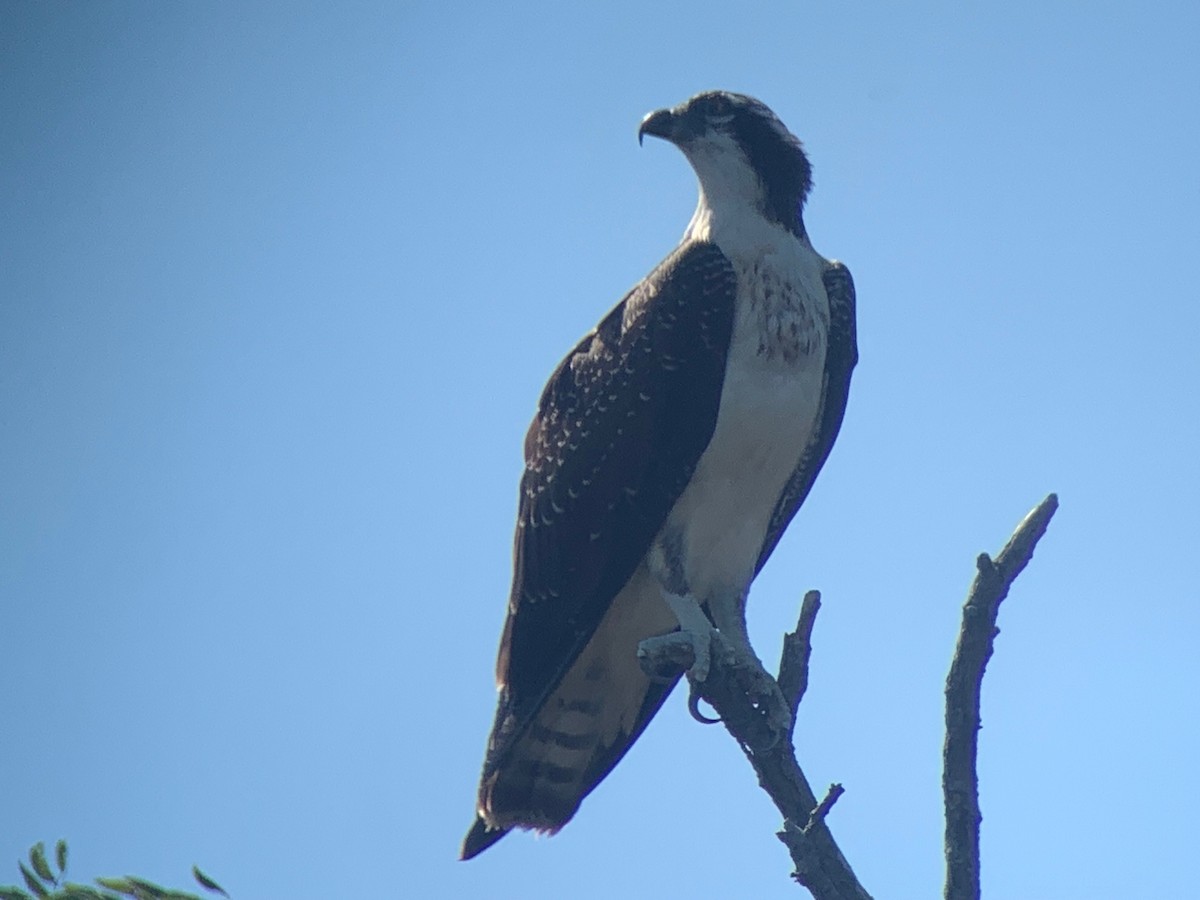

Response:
(522, 240), (735, 464)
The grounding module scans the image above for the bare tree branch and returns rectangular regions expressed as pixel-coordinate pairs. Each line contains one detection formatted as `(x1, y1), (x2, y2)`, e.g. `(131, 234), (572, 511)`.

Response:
(804, 782), (846, 831)
(693, 593), (873, 900)
(639, 495), (1058, 897)
(778, 590), (822, 724)
(943, 493), (1059, 900)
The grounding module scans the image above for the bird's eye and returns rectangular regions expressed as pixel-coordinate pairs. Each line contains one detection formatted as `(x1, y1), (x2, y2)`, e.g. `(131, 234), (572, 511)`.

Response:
(707, 94), (731, 117)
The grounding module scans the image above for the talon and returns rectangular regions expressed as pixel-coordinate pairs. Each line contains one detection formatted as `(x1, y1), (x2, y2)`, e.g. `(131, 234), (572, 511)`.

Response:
(637, 628), (712, 682)
(637, 632), (694, 682)
(687, 684), (722, 724)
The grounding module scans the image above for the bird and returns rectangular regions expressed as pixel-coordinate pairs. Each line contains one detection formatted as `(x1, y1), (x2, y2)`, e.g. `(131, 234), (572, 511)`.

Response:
(461, 90), (857, 860)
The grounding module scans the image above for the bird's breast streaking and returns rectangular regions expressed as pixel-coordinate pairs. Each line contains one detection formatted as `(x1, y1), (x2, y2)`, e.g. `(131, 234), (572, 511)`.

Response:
(650, 228), (830, 638)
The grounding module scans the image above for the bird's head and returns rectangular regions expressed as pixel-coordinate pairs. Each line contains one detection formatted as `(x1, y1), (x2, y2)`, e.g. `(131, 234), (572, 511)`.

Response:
(639, 90), (812, 238)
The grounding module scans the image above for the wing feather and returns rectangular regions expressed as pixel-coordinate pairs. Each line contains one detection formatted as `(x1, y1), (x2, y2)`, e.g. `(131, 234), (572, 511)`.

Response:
(477, 240), (737, 800)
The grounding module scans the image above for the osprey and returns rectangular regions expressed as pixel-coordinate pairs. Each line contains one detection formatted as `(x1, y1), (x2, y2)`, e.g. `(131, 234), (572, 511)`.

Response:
(462, 90), (857, 859)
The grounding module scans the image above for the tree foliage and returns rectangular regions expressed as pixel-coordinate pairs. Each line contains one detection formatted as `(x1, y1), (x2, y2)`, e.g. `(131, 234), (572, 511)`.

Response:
(1, 841), (227, 900)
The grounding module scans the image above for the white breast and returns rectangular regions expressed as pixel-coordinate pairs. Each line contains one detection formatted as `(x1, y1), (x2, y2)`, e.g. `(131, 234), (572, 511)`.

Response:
(655, 220), (830, 614)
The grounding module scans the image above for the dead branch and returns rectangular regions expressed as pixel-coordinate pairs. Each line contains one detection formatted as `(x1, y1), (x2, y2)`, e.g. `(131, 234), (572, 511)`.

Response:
(943, 493), (1059, 900)
(642, 494), (1058, 898)
(693, 590), (872, 900)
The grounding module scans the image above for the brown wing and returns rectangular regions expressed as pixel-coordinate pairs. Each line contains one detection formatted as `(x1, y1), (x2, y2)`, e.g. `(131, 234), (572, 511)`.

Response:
(462, 241), (738, 858)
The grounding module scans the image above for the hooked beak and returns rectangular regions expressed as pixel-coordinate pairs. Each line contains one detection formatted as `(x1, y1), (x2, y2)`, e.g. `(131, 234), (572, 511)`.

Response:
(638, 107), (681, 146)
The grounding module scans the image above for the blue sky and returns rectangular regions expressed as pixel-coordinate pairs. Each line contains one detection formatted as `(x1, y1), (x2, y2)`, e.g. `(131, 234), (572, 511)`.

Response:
(3, 3), (1198, 898)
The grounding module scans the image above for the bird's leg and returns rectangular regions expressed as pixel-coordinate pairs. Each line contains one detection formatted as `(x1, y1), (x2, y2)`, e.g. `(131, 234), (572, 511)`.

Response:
(636, 587), (791, 746)
(637, 590), (716, 682)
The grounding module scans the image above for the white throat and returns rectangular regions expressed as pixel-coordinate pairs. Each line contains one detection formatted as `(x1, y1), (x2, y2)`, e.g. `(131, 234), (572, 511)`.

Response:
(678, 135), (768, 245)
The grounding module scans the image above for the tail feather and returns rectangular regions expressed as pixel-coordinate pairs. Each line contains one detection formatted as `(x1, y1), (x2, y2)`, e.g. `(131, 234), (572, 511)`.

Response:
(460, 816), (509, 861)
(460, 674), (677, 859)
(462, 571), (682, 859)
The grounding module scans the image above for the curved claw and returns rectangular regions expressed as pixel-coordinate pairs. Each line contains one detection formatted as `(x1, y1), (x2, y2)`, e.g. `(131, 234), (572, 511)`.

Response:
(687, 683), (722, 724)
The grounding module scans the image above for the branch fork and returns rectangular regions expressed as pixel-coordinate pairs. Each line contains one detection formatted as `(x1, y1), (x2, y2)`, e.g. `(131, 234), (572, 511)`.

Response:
(639, 494), (1058, 900)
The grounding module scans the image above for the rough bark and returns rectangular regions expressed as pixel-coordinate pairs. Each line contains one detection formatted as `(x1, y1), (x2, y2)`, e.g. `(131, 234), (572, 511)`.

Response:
(943, 494), (1059, 900)
(644, 494), (1058, 898)
(688, 590), (873, 900)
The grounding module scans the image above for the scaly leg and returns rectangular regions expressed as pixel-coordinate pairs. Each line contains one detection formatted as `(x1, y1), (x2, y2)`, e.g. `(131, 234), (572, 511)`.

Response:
(637, 590), (716, 681)
(636, 589), (792, 746)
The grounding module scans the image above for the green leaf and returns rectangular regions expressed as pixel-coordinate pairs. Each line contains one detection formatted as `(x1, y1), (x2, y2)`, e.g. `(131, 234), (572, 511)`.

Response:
(190, 868), (227, 898)
(94, 877), (135, 893)
(17, 863), (47, 898)
(61, 883), (119, 900)
(27, 845), (54, 886)
(125, 875), (206, 900)
(124, 875), (173, 899)
(59, 887), (115, 900)
(55, 841), (68, 876)
(0, 887), (33, 900)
